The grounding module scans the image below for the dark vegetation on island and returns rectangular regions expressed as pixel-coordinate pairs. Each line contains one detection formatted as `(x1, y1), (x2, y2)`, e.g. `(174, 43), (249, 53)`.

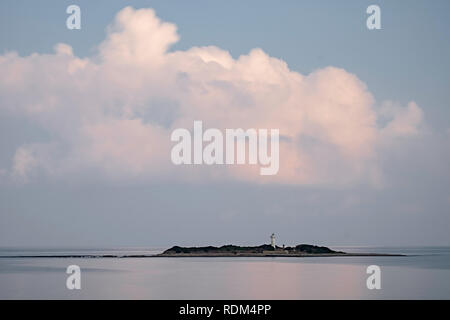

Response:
(161, 244), (345, 255)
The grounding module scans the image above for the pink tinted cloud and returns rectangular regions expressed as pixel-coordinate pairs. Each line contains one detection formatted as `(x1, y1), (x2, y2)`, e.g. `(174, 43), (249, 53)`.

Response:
(0, 7), (424, 185)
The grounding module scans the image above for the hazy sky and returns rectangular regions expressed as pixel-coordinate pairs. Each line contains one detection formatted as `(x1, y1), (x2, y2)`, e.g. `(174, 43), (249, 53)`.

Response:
(0, 0), (449, 247)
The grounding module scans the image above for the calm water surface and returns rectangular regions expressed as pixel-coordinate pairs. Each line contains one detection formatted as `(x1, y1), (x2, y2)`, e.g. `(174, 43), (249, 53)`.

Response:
(1, 246), (449, 299)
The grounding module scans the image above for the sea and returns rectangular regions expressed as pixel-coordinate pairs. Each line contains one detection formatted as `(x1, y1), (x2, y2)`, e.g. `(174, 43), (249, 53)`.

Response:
(1, 246), (450, 299)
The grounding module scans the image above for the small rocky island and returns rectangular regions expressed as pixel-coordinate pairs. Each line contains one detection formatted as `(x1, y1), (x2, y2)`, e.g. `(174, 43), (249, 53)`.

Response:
(158, 235), (404, 257)
(159, 244), (342, 257)
(158, 243), (401, 257)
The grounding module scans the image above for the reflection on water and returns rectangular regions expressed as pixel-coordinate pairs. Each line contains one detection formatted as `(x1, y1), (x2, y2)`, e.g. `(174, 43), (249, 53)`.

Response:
(0, 247), (450, 299)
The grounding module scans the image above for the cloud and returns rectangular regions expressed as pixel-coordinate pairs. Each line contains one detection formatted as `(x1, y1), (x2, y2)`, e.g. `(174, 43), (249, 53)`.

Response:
(11, 145), (39, 182)
(0, 7), (424, 185)
(380, 101), (424, 137)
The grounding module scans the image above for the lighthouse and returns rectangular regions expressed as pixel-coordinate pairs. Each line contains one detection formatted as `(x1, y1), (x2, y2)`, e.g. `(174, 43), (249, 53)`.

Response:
(270, 233), (276, 249)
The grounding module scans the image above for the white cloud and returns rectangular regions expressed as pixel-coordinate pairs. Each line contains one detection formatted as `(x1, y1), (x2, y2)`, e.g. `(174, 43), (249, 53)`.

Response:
(0, 7), (425, 185)
(11, 145), (38, 182)
(380, 101), (424, 137)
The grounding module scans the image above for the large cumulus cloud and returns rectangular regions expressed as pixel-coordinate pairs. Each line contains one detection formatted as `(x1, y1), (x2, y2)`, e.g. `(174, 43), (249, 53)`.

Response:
(0, 7), (424, 185)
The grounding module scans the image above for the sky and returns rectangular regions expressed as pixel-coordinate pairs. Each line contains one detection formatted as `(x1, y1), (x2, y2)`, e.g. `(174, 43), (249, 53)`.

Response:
(0, 0), (449, 247)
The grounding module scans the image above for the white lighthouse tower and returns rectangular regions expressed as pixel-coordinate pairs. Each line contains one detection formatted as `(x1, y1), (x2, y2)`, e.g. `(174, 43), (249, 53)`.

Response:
(270, 233), (276, 249)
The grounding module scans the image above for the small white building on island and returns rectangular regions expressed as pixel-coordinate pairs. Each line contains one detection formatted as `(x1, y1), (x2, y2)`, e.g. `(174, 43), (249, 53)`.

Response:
(271, 233), (276, 249)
